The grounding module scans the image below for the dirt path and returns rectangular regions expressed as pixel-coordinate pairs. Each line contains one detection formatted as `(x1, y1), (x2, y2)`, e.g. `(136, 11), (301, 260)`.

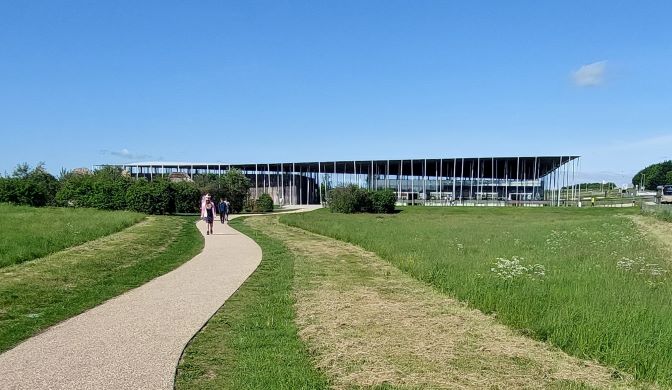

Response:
(246, 216), (633, 389)
(0, 219), (261, 390)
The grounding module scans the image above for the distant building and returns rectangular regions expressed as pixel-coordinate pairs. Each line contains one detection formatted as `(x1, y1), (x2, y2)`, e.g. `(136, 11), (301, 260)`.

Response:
(167, 172), (191, 182)
(71, 167), (92, 175)
(97, 156), (580, 206)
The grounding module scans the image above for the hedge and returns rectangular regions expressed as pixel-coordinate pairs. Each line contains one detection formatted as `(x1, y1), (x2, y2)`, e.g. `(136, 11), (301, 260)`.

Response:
(327, 185), (396, 214)
(2, 163), (251, 216)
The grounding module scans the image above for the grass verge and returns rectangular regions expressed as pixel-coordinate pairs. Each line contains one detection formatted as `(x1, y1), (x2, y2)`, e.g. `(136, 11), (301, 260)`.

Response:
(641, 204), (672, 222)
(174, 217), (329, 390)
(0, 215), (203, 352)
(281, 207), (672, 386)
(243, 216), (633, 389)
(0, 203), (144, 267)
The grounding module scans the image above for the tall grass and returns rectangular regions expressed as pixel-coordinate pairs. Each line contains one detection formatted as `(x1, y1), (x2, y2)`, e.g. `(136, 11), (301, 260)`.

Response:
(641, 204), (672, 222)
(281, 207), (672, 386)
(175, 217), (328, 389)
(0, 203), (144, 267)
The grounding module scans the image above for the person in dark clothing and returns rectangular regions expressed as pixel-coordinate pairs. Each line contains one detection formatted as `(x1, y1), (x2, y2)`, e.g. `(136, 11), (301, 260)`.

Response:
(218, 198), (227, 224)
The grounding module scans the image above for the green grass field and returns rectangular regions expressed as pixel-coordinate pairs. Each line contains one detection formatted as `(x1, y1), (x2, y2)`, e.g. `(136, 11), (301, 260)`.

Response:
(0, 213), (203, 352)
(281, 207), (672, 386)
(0, 203), (145, 267)
(175, 218), (328, 389)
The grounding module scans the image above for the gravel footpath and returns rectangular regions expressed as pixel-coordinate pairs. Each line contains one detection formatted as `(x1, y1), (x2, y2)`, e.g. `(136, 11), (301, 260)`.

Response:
(0, 219), (261, 390)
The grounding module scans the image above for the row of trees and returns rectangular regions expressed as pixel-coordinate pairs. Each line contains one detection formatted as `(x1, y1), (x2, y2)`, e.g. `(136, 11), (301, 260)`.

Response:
(0, 163), (254, 214)
(632, 160), (672, 189)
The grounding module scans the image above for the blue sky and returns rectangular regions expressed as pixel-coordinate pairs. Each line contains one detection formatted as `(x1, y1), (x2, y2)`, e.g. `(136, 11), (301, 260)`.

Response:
(1, 1), (671, 184)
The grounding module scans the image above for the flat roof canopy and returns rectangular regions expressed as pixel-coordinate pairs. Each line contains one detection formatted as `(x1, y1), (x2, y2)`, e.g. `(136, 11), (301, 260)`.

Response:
(113, 156), (578, 179)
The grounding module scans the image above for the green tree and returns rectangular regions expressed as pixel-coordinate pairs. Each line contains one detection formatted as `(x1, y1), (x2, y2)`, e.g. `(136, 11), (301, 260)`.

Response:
(632, 160), (672, 189)
(12, 163), (31, 179)
(221, 169), (252, 213)
(0, 163), (59, 207)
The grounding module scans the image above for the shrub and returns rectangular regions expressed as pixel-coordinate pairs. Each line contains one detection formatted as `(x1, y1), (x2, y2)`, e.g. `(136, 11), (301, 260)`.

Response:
(254, 193), (274, 212)
(328, 185), (361, 213)
(89, 167), (130, 210)
(57, 166), (130, 210)
(56, 172), (94, 207)
(172, 182), (201, 213)
(0, 178), (11, 203)
(328, 185), (396, 214)
(125, 178), (173, 215)
(125, 179), (152, 213)
(370, 188), (397, 213)
(0, 177), (19, 204)
(0, 163), (59, 207)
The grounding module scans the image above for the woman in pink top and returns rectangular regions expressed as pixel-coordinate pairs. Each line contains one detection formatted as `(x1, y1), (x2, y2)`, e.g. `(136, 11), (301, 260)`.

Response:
(200, 194), (216, 235)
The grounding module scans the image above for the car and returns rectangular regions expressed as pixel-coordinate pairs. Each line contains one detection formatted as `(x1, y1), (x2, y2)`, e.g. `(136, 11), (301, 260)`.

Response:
(661, 185), (672, 204)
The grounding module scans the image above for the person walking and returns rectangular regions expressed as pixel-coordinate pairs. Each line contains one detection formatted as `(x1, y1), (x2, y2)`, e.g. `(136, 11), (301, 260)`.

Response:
(218, 198), (227, 224)
(224, 198), (231, 221)
(201, 195), (216, 235)
(200, 193), (211, 219)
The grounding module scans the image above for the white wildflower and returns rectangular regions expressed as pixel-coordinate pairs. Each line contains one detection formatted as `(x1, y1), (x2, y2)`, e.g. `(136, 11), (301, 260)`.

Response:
(490, 256), (546, 280)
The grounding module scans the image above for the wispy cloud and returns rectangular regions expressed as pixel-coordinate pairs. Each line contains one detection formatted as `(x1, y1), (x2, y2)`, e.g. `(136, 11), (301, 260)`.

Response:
(600, 133), (672, 153)
(101, 148), (152, 161)
(572, 60), (607, 87)
(574, 133), (672, 183)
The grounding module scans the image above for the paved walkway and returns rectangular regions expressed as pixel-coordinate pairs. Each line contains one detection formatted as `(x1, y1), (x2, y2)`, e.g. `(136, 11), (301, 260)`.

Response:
(0, 218), (262, 389)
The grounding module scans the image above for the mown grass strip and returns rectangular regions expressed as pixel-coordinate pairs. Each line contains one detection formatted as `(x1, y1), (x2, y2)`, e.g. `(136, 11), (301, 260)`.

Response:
(243, 216), (630, 390)
(175, 217), (328, 390)
(281, 207), (672, 386)
(0, 215), (203, 352)
(0, 204), (145, 267)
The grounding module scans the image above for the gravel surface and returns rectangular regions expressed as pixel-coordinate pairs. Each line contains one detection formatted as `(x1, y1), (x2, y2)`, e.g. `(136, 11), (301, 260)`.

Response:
(0, 219), (261, 390)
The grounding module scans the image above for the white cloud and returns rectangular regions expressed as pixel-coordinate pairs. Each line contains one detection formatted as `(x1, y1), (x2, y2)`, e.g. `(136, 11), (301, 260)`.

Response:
(572, 60), (607, 86)
(101, 148), (152, 161)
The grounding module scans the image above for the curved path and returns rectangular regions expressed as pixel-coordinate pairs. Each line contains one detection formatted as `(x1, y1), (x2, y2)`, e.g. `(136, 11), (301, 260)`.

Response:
(0, 217), (262, 389)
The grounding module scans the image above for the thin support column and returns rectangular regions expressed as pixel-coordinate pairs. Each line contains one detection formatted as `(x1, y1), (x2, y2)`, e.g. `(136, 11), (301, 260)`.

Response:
(399, 160), (403, 203)
(556, 162), (561, 206)
(281, 163), (284, 205)
(476, 158), (481, 201)
(516, 157), (520, 204)
(452, 158), (456, 205)
(533, 157), (538, 201)
(470, 161), (474, 200)
(318, 162), (322, 205)
(411, 160), (414, 205)
(459, 158), (464, 204)
(386, 160), (389, 189)
(439, 159), (443, 203)
(371, 160), (374, 190)
(423, 159), (427, 205)
(577, 158), (582, 206)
